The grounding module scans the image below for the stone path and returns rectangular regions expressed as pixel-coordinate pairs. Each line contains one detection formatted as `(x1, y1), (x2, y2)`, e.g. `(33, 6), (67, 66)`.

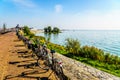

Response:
(0, 32), (58, 80)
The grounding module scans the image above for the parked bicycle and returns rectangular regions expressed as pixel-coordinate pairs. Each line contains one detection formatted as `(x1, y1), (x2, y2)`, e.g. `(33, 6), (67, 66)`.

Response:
(45, 49), (65, 80)
(30, 41), (49, 70)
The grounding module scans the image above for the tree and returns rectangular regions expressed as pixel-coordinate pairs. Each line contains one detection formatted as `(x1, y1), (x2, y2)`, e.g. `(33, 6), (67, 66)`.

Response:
(3, 23), (6, 32)
(23, 26), (30, 35)
(44, 26), (52, 33)
(44, 27), (48, 33)
(52, 27), (60, 33)
(48, 26), (52, 33)
(44, 26), (60, 33)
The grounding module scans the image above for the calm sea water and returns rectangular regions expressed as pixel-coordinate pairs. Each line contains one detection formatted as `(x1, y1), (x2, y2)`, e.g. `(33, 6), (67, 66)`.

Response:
(36, 30), (120, 56)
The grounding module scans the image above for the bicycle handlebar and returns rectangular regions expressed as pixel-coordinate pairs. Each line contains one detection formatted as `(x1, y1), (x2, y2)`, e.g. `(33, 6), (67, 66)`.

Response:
(50, 50), (55, 54)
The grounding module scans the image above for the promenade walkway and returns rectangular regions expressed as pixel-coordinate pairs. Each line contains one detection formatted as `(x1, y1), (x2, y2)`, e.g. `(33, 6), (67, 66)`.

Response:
(0, 32), (57, 80)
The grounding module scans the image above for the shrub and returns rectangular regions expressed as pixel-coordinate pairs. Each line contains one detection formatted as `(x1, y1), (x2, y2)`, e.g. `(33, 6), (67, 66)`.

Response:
(65, 38), (81, 55)
(23, 26), (31, 36)
(29, 32), (35, 38)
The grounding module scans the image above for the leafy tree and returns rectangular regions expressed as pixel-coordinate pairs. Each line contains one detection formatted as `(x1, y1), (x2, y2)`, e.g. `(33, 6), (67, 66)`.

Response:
(3, 23), (6, 32)
(44, 27), (48, 33)
(48, 26), (52, 33)
(44, 26), (60, 33)
(23, 26), (30, 35)
(52, 27), (60, 33)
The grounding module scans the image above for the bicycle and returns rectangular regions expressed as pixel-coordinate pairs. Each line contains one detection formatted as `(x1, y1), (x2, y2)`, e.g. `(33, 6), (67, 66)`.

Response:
(30, 42), (49, 70)
(45, 50), (65, 80)
(36, 44), (49, 70)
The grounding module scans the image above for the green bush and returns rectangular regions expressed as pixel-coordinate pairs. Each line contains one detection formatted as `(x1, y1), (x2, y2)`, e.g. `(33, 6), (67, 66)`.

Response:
(65, 38), (81, 55)
(29, 32), (35, 38)
(80, 46), (105, 61)
(23, 26), (31, 35)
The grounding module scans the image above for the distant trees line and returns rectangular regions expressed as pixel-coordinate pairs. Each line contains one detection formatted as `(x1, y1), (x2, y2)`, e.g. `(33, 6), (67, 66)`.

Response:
(44, 26), (60, 33)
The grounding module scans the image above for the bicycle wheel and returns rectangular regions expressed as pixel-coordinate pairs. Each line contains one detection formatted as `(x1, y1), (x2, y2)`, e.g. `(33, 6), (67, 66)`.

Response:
(41, 48), (48, 60)
(37, 57), (49, 70)
(31, 50), (38, 60)
(31, 47), (39, 60)
(44, 53), (52, 69)
(54, 59), (65, 80)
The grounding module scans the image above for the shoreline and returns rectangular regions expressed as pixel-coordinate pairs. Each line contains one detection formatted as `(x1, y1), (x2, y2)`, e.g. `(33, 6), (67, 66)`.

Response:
(31, 29), (44, 34)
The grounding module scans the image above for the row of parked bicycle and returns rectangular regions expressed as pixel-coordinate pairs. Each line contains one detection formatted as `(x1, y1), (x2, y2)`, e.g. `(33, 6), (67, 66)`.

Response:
(16, 28), (66, 80)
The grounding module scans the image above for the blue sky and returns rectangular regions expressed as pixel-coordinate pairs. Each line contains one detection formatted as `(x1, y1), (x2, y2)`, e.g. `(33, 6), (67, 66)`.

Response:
(1, 0), (120, 30)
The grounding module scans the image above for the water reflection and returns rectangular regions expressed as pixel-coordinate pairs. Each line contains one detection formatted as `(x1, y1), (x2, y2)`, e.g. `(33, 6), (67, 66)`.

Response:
(44, 33), (59, 42)
(53, 33), (58, 40)
(44, 33), (51, 42)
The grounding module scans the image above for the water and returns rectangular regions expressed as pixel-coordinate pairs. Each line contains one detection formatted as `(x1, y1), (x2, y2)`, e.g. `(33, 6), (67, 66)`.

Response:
(36, 30), (120, 56)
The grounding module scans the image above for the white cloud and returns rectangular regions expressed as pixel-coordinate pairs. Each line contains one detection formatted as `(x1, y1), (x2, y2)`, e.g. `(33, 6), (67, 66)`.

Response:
(55, 4), (63, 13)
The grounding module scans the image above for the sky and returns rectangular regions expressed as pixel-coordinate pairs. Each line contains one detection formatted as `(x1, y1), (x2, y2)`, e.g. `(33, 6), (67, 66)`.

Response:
(1, 0), (120, 30)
